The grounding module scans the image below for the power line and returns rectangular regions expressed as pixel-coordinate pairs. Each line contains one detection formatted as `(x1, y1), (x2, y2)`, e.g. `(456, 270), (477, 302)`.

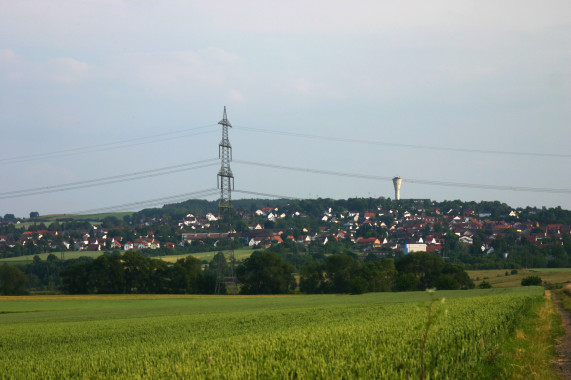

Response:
(0, 124), (218, 165)
(234, 159), (571, 194)
(71, 188), (292, 215)
(0, 159), (219, 199)
(72, 188), (220, 215)
(236, 125), (570, 158)
(234, 189), (302, 200)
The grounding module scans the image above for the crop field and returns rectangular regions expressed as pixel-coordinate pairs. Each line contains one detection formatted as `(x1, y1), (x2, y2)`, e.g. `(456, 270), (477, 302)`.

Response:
(160, 248), (255, 263)
(0, 251), (103, 265)
(0, 287), (544, 379)
(469, 268), (571, 288)
(0, 248), (255, 265)
(13, 212), (133, 230)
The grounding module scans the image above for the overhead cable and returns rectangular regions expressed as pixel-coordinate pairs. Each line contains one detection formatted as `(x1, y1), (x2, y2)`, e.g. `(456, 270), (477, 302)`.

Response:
(236, 125), (570, 158)
(0, 124), (218, 165)
(233, 189), (302, 200)
(234, 160), (571, 194)
(0, 159), (219, 199)
(72, 189), (291, 215)
(72, 188), (220, 215)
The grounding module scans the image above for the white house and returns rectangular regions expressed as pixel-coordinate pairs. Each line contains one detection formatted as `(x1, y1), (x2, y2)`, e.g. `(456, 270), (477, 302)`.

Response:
(403, 243), (427, 254)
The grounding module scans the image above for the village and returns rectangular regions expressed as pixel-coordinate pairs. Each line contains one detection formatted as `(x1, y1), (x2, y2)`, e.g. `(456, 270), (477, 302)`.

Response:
(1, 200), (569, 263)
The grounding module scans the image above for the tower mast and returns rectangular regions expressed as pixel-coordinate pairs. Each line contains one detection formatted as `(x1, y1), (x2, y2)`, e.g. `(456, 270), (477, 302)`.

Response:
(216, 106), (236, 294)
(217, 106), (234, 217)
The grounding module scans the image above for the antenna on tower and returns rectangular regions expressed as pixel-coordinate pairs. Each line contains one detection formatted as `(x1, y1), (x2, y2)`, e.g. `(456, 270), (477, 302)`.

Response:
(216, 106), (237, 293)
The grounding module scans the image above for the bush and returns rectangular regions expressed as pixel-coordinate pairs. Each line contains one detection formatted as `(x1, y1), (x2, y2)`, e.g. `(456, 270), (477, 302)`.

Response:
(521, 275), (542, 286)
(478, 281), (492, 289)
(510, 269), (518, 275)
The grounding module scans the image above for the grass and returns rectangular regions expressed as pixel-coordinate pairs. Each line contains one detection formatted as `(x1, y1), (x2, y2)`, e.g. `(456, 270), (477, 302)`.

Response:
(0, 251), (103, 265)
(469, 268), (571, 288)
(483, 290), (564, 379)
(556, 284), (571, 312)
(0, 247), (256, 265)
(161, 247), (254, 263)
(0, 287), (550, 379)
(15, 212), (133, 229)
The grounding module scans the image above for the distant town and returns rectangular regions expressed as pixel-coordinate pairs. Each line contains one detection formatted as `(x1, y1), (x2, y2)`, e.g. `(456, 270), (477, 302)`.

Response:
(1, 197), (569, 269)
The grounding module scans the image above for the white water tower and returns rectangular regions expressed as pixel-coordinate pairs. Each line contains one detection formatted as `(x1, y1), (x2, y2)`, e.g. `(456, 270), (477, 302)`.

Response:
(392, 177), (402, 200)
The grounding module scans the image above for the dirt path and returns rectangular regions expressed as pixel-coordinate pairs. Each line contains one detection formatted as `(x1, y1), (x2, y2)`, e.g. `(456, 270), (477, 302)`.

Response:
(552, 293), (571, 379)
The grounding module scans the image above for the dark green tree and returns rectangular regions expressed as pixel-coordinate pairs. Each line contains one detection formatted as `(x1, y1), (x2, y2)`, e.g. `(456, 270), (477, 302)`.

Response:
(0, 264), (28, 295)
(299, 262), (325, 294)
(395, 252), (445, 290)
(122, 251), (155, 293)
(170, 256), (202, 294)
(89, 254), (126, 293)
(394, 273), (420, 291)
(323, 254), (355, 293)
(361, 259), (398, 292)
(60, 261), (93, 294)
(237, 250), (295, 294)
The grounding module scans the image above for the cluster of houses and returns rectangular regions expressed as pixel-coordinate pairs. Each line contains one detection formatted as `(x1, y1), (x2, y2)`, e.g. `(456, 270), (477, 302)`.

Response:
(1, 205), (569, 257)
(178, 206), (570, 256)
(1, 227), (175, 252)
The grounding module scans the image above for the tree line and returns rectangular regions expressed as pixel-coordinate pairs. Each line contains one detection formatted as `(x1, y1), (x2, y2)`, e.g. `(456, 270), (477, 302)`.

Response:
(0, 250), (474, 295)
(237, 250), (474, 295)
(60, 252), (221, 294)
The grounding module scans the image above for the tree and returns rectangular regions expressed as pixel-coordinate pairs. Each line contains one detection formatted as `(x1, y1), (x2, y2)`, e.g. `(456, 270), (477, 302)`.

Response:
(0, 264), (29, 295)
(29, 211), (40, 219)
(361, 259), (398, 292)
(437, 263), (474, 290)
(521, 275), (542, 286)
(89, 254), (126, 293)
(323, 254), (355, 293)
(394, 273), (419, 291)
(237, 250), (295, 294)
(395, 252), (444, 290)
(210, 252), (229, 276)
(122, 251), (155, 293)
(299, 262), (325, 294)
(170, 256), (202, 294)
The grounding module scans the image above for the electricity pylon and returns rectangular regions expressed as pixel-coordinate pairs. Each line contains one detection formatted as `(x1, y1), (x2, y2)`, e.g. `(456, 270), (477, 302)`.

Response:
(216, 106), (237, 293)
(217, 106), (234, 217)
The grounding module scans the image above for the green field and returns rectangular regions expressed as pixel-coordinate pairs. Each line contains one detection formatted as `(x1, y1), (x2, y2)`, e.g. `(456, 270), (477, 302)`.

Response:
(0, 248), (255, 265)
(469, 268), (571, 288)
(0, 251), (103, 265)
(14, 212), (133, 229)
(0, 287), (548, 379)
(161, 248), (254, 263)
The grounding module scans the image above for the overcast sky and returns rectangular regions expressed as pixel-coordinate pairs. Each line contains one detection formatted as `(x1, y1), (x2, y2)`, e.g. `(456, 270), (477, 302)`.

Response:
(1, 0), (570, 218)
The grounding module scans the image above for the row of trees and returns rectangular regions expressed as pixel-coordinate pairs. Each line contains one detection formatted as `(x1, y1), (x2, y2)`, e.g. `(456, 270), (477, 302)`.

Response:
(2, 249), (474, 295)
(60, 252), (221, 294)
(236, 250), (474, 295)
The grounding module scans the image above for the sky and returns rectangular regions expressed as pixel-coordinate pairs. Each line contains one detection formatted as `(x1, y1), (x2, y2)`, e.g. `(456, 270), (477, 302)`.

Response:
(1, 0), (569, 218)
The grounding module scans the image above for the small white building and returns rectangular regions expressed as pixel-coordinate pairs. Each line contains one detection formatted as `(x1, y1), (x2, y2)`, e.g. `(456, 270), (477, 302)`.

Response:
(403, 243), (427, 254)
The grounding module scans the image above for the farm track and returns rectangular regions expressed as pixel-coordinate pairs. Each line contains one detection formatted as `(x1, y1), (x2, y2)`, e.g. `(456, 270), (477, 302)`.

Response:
(553, 293), (571, 379)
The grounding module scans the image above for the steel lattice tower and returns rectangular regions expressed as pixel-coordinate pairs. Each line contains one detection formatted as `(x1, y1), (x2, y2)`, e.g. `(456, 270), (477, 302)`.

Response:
(215, 106), (237, 294)
(217, 106), (234, 217)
